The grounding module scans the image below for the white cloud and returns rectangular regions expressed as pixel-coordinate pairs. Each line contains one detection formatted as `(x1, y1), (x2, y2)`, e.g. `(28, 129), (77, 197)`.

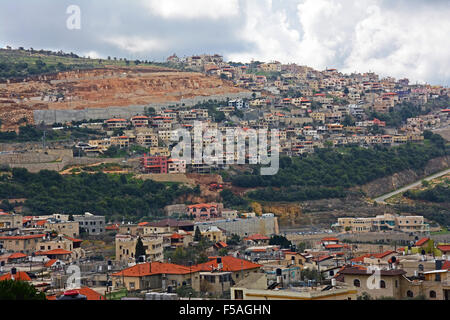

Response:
(226, 0), (450, 84)
(103, 36), (168, 54)
(227, 0), (303, 63)
(141, 0), (240, 19)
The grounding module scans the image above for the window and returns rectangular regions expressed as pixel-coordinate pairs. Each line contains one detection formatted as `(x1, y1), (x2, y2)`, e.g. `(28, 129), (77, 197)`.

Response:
(380, 280), (386, 288)
(129, 282), (135, 290)
(418, 264), (424, 272)
(353, 279), (360, 287)
(429, 291), (436, 298)
(235, 290), (244, 300)
(395, 280), (398, 288)
(407, 291), (414, 298)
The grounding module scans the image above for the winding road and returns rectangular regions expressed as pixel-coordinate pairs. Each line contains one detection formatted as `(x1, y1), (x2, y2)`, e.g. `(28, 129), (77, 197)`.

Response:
(374, 168), (450, 204)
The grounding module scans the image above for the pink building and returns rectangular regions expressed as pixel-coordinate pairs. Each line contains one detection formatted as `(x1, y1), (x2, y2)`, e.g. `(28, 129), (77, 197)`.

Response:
(187, 204), (221, 220)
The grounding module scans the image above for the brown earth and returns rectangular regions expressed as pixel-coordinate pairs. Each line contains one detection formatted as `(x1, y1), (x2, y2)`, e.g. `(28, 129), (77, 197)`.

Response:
(0, 66), (247, 130)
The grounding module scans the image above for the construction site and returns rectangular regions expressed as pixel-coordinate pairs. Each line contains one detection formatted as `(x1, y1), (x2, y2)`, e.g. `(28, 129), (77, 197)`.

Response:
(0, 66), (249, 130)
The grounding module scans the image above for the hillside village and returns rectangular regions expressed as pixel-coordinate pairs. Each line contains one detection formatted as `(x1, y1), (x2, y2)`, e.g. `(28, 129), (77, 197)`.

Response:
(0, 50), (449, 301)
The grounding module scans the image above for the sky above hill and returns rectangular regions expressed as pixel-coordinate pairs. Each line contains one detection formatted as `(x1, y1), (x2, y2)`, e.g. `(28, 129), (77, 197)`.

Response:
(1, 0), (449, 85)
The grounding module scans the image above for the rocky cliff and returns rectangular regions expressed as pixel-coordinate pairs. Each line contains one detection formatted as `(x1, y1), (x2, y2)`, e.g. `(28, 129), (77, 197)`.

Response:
(357, 155), (450, 198)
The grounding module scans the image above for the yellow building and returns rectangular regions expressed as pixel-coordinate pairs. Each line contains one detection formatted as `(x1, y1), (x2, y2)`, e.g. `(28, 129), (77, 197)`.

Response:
(200, 226), (227, 243)
(115, 234), (164, 263)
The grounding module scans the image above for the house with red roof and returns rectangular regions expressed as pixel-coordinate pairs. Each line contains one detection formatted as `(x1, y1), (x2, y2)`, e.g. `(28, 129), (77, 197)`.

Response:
(105, 118), (128, 129)
(7, 252), (27, 263)
(35, 249), (72, 261)
(111, 261), (200, 292)
(0, 234), (46, 255)
(321, 237), (340, 246)
(437, 245), (450, 256)
(187, 203), (222, 220)
(47, 287), (105, 301)
(243, 234), (270, 246)
(194, 256), (262, 287)
(415, 237), (432, 248)
(0, 271), (31, 282)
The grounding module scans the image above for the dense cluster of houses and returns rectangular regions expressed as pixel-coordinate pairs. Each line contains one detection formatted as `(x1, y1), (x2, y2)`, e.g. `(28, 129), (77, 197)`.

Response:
(71, 56), (449, 173)
(1, 205), (449, 300)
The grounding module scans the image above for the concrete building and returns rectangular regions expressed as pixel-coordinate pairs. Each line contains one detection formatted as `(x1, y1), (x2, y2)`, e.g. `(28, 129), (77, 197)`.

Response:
(231, 273), (357, 300)
(115, 234), (164, 263)
(195, 215), (279, 238)
(73, 213), (105, 236)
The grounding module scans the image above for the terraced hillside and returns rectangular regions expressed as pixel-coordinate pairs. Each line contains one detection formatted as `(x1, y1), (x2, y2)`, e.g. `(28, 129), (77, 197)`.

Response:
(0, 49), (247, 130)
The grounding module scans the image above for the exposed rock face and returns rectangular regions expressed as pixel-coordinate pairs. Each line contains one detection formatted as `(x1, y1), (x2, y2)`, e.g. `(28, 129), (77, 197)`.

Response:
(358, 155), (450, 198)
(0, 67), (247, 130)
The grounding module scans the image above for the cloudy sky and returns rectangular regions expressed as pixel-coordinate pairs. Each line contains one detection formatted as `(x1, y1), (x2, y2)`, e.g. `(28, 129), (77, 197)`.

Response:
(1, 0), (449, 85)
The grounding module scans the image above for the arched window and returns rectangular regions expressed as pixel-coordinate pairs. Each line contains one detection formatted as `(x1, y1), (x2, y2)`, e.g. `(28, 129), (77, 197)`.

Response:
(380, 280), (386, 288)
(407, 290), (414, 298)
(354, 279), (361, 287)
(429, 291), (436, 298)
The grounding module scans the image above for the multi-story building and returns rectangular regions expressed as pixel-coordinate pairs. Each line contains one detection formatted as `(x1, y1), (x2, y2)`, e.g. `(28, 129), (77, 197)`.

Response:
(334, 214), (429, 234)
(115, 234), (164, 263)
(73, 212), (105, 236)
(0, 212), (23, 230)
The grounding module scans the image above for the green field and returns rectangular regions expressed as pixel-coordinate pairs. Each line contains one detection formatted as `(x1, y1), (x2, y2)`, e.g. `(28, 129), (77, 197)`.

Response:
(0, 48), (166, 80)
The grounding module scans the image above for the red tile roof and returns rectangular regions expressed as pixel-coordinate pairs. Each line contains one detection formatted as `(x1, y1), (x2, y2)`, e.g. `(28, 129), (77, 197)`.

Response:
(442, 260), (450, 270)
(415, 238), (430, 247)
(321, 237), (339, 242)
(112, 262), (196, 277)
(350, 254), (372, 263)
(244, 234), (270, 241)
(35, 249), (72, 256)
(0, 234), (46, 240)
(44, 259), (58, 268)
(0, 271), (31, 281)
(372, 250), (397, 259)
(437, 245), (450, 253)
(325, 244), (344, 249)
(195, 256), (262, 272)
(215, 241), (228, 248)
(8, 252), (27, 260)
(170, 233), (184, 239)
(47, 287), (105, 301)
(64, 236), (83, 243)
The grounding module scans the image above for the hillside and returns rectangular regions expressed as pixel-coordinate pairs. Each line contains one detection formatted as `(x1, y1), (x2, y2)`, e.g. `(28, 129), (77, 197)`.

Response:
(0, 49), (247, 130)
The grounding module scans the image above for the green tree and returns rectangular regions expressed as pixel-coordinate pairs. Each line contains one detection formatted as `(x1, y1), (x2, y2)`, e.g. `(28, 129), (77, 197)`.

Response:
(194, 226), (202, 242)
(0, 280), (46, 300)
(135, 237), (146, 262)
(269, 235), (292, 249)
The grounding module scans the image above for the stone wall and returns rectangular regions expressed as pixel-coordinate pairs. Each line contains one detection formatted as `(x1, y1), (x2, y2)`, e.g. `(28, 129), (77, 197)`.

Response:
(33, 92), (259, 125)
(196, 216), (279, 238)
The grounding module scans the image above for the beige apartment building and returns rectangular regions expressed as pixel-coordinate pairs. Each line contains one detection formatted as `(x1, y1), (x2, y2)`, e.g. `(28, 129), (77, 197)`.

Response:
(135, 131), (158, 147)
(335, 214), (428, 234)
(0, 213), (23, 230)
(200, 226), (227, 243)
(115, 234), (164, 263)
(396, 216), (428, 232)
(44, 221), (79, 238)
(0, 234), (45, 255)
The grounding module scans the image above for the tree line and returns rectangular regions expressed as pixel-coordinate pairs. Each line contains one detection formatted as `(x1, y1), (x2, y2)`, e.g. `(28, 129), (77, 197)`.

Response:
(0, 168), (200, 222)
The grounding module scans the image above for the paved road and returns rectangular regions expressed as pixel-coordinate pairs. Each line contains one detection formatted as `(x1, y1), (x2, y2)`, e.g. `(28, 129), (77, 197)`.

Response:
(374, 168), (450, 204)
